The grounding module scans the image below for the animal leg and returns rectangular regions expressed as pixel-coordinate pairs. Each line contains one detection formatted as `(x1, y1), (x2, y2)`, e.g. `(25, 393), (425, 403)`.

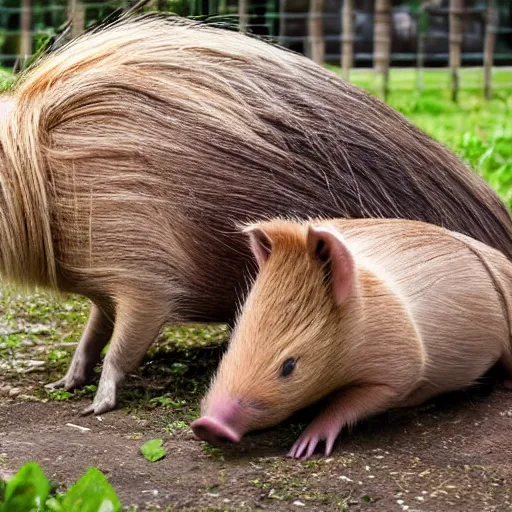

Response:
(45, 304), (114, 391)
(81, 298), (167, 416)
(287, 384), (399, 460)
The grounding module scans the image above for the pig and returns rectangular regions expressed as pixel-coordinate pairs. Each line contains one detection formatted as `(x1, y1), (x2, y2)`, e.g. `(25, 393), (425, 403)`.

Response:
(192, 218), (512, 459)
(1, 13), (511, 415)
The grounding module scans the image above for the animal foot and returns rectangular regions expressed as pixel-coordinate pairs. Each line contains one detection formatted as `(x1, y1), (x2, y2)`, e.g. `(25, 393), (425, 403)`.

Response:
(80, 380), (118, 416)
(45, 378), (67, 390)
(45, 373), (87, 392)
(287, 421), (341, 460)
(80, 397), (117, 416)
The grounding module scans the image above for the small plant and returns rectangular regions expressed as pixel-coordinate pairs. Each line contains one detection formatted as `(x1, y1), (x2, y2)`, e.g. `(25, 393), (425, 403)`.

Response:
(163, 420), (189, 434)
(46, 350), (68, 362)
(149, 396), (186, 408)
(45, 389), (73, 401)
(0, 462), (121, 512)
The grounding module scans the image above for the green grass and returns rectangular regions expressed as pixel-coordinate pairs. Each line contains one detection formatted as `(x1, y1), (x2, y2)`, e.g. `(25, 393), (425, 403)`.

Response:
(407, 95), (511, 209)
(333, 66), (512, 93)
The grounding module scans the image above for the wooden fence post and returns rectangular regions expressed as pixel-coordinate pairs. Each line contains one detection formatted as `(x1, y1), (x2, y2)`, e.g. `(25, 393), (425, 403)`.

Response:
(341, 0), (354, 80)
(374, 0), (392, 100)
(308, 0), (325, 65)
(238, 0), (248, 32)
(68, 0), (86, 39)
(416, 1), (428, 93)
(484, 0), (497, 100)
(449, 0), (463, 103)
(279, 0), (286, 45)
(20, 0), (32, 60)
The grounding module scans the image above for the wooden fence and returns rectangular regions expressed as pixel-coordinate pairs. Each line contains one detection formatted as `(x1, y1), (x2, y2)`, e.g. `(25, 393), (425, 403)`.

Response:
(1, 0), (511, 101)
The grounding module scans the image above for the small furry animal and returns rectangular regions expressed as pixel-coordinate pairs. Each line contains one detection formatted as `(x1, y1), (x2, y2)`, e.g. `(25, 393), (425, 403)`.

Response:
(1, 13), (511, 415)
(192, 218), (512, 458)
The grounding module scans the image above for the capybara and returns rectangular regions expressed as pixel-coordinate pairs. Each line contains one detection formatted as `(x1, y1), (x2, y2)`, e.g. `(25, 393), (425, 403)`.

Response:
(192, 218), (512, 458)
(1, 13), (511, 414)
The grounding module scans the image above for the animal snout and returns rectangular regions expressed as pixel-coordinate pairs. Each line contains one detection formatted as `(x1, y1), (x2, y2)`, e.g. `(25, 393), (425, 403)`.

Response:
(191, 396), (248, 445)
(190, 416), (241, 445)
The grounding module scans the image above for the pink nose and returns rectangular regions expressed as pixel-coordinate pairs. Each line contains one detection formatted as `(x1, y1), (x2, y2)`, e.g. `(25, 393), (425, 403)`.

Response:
(190, 416), (241, 445)
(190, 396), (246, 445)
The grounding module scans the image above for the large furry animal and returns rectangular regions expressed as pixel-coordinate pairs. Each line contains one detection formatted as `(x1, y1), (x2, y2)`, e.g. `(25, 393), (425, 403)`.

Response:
(193, 218), (512, 458)
(0, 13), (510, 414)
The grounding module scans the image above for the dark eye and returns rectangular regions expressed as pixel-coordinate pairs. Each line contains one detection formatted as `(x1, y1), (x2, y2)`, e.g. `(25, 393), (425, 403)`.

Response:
(280, 358), (296, 378)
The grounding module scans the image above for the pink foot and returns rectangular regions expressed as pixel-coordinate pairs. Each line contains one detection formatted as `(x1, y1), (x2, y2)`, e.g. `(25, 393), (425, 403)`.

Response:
(286, 384), (398, 460)
(287, 418), (341, 460)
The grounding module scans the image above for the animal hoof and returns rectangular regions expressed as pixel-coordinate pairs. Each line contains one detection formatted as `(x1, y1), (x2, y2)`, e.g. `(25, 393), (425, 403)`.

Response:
(80, 398), (117, 416)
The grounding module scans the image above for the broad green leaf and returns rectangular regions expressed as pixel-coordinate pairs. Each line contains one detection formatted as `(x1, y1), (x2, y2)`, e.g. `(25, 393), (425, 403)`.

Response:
(59, 468), (120, 512)
(140, 439), (167, 462)
(3, 462), (50, 512)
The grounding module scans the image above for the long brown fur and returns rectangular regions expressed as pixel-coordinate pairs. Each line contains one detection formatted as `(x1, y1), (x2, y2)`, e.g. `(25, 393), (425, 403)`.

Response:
(199, 218), (512, 457)
(0, 13), (511, 413)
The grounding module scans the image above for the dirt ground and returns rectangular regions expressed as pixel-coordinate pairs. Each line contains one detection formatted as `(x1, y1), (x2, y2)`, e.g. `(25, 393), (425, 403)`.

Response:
(1, 289), (512, 511)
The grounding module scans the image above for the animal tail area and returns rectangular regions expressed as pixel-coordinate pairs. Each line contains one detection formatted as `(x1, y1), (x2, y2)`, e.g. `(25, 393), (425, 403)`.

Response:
(0, 92), (57, 289)
(0, 17), (160, 289)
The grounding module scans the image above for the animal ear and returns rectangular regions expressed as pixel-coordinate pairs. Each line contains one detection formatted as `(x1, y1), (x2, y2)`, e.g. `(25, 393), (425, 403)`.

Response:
(307, 225), (355, 305)
(245, 226), (273, 269)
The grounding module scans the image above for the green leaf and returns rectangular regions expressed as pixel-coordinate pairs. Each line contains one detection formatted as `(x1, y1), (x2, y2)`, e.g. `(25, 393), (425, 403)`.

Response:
(140, 439), (167, 462)
(3, 462), (50, 512)
(59, 468), (120, 512)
